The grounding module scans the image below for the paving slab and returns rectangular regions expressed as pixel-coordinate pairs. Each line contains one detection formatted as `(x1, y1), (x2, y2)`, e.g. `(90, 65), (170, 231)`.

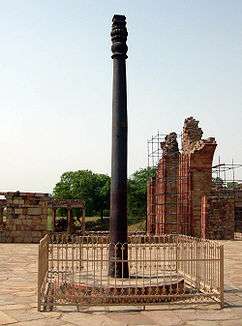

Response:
(62, 312), (126, 325)
(142, 310), (183, 325)
(0, 310), (17, 325)
(12, 318), (70, 326)
(108, 312), (156, 325)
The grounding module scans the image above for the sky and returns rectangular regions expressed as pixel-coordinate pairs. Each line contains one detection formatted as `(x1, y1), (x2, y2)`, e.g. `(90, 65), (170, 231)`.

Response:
(0, 0), (242, 193)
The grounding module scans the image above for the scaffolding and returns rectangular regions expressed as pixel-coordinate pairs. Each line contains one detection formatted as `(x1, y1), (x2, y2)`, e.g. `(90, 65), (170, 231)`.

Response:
(212, 159), (242, 233)
(147, 131), (182, 171)
(147, 131), (191, 235)
(212, 159), (242, 188)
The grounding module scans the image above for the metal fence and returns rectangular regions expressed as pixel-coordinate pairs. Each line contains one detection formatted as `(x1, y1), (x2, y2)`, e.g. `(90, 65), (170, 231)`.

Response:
(234, 232), (242, 240)
(38, 233), (224, 311)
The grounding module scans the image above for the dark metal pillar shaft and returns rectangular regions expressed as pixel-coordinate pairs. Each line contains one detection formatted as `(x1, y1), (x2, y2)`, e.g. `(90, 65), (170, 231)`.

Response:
(109, 15), (129, 277)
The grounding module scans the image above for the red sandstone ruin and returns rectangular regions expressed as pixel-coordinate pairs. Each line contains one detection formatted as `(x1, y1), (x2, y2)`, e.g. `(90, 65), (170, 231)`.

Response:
(147, 117), (240, 240)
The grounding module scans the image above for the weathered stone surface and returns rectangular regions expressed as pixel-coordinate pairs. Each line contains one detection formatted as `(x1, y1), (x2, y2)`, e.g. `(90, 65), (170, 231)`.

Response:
(179, 118), (217, 237)
(182, 116), (203, 153)
(0, 192), (84, 243)
(27, 207), (42, 216)
(201, 193), (235, 239)
(147, 117), (236, 240)
(0, 193), (50, 243)
(12, 199), (25, 205)
(160, 132), (179, 157)
(147, 132), (179, 235)
(14, 208), (23, 215)
(0, 311), (17, 324)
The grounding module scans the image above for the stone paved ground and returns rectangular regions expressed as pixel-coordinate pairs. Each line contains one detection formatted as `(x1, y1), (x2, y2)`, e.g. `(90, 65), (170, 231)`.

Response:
(0, 240), (242, 325)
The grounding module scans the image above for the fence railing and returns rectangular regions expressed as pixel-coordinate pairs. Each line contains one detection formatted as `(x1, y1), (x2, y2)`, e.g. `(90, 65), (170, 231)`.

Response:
(38, 233), (224, 311)
(234, 232), (242, 240)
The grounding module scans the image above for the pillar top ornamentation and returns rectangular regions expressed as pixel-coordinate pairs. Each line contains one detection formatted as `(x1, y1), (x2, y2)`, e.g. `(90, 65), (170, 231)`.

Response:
(111, 14), (128, 59)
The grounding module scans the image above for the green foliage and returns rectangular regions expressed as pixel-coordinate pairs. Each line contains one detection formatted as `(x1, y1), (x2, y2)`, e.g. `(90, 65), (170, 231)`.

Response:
(212, 177), (223, 187)
(212, 177), (240, 190)
(127, 167), (156, 219)
(53, 170), (110, 217)
(227, 181), (240, 190)
(53, 166), (156, 222)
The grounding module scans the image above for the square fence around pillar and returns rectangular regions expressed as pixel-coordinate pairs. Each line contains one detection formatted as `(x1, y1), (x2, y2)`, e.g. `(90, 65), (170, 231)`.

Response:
(38, 233), (224, 311)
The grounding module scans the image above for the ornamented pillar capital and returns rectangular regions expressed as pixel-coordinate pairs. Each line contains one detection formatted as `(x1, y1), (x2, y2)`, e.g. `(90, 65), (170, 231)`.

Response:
(111, 15), (128, 59)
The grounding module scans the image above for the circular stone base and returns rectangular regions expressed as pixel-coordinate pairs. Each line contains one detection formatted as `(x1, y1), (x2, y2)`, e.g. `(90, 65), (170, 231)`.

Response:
(50, 274), (185, 305)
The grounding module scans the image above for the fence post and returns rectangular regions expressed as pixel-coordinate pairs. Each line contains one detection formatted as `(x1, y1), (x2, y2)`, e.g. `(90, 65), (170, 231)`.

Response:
(37, 235), (49, 312)
(175, 238), (179, 273)
(220, 244), (224, 309)
(37, 239), (42, 311)
(195, 242), (201, 289)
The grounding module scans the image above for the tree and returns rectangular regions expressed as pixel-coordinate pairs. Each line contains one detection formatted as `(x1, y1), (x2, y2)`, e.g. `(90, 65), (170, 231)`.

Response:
(227, 181), (240, 190)
(53, 166), (156, 221)
(53, 170), (110, 217)
(127, 167), (156, 220)
(212, 177), (240, 190)
(94, 173), (110, 221)
(212, 177), (223, 188)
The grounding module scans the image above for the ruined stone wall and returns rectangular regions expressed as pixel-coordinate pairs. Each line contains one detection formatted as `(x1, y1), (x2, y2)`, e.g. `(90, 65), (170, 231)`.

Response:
(0, 192), (50, 243)
(147, 117), (237, 239)
(177, 154), (192, 234)
(147, 133), (179, 235)
(201, 192), (235, 240)
(156, 155), (179, 234)
(155, 159), (166, 234)
(234, 189), (242, 232)
(179, 117), (217, 237)
(0, 200), (6, 226)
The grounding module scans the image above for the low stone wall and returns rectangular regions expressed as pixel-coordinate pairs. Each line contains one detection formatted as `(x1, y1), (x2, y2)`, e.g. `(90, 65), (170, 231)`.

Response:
(201, 193), (235, 240)
(0, 192), (50, 243)
(0, 230), (47, 243)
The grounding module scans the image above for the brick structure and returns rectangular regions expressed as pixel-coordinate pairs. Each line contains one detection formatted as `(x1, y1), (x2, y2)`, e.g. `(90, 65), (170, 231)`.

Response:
(156, 133), (179, 234)
(201, 191), (235, 239)
(0, 192), (50, 243)
(147, 117), (236, 240)
(49, 199), (85, 234)
(0, 192), (85, 243)
(178, 117), (217, 237)
(234, 187), (242, 232)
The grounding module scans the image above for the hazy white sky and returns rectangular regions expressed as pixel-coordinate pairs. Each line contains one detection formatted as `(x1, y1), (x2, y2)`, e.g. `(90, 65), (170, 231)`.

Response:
(0, 1), (242, 193)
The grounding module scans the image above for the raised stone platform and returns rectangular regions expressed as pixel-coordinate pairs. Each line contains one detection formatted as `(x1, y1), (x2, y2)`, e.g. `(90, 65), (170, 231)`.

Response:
(48, 275), (185, 306)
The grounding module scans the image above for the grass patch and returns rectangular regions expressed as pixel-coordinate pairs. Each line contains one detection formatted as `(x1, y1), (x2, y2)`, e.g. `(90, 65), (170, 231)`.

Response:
(47, 215), (146, 232)
(128, 219), (146, 232)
